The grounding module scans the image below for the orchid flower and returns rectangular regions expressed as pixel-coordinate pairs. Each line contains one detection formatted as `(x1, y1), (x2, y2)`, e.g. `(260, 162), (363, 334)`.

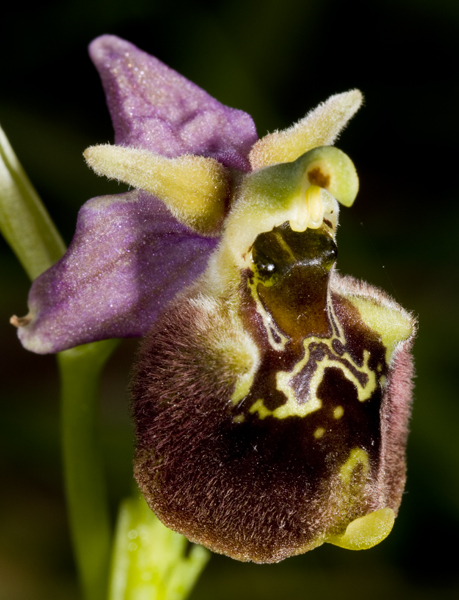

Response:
(11, 35), (416, 563)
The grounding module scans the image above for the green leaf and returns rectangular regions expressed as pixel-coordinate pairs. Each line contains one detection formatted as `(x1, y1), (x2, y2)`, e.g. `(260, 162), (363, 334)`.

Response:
(0, 124), (65, 280)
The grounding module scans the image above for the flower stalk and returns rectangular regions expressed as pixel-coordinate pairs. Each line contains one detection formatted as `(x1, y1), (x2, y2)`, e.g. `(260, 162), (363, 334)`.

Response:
(59, 340), (118, 600)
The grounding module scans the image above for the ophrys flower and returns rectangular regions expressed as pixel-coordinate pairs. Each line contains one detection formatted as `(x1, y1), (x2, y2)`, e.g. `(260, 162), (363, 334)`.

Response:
(12, 35), (416, 563)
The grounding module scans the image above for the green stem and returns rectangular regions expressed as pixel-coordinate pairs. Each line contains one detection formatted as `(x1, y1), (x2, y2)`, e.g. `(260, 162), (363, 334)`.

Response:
(58, 340), (119, 600)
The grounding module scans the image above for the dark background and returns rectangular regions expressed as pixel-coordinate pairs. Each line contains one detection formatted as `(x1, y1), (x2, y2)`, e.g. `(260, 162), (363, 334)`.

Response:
(1, 0), (459, 598)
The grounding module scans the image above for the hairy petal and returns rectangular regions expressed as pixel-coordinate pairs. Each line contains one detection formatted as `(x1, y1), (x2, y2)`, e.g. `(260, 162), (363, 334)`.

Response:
(16, 190), (218, 354)
(84, 146), (230, 235)
(89, 35), (258, 171)
(249, 90), (363, 169)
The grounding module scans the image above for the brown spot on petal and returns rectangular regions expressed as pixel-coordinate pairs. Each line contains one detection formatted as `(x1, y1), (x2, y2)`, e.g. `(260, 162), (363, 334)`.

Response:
(308, 167), (330, 188)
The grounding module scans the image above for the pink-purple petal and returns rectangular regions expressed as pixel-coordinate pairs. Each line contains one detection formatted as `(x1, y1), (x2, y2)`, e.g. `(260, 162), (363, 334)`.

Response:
(89, 35), (258, 172)
(18, 190), (218, 354)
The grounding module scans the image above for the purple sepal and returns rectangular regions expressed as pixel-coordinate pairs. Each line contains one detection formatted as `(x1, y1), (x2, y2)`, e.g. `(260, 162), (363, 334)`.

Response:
(89, 35), (258, 172)
(18, 190), (218, 354)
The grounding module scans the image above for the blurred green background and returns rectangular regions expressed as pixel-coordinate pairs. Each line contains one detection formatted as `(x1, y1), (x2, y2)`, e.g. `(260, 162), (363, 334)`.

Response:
(1, 0), (459, 598)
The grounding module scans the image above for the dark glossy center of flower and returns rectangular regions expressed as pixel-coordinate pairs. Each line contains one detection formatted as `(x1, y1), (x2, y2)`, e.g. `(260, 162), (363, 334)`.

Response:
(251, 223), (337, 340)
